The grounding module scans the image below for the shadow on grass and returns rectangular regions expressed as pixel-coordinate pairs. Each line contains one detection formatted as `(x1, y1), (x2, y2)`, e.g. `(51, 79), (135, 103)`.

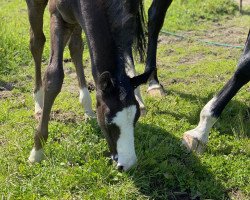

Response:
(129, 122), (228, 200)
(153, 89), (250, 138)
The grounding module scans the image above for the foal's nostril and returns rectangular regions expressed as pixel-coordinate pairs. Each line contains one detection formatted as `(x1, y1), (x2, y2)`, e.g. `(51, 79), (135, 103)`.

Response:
(117, 165), (124, 172)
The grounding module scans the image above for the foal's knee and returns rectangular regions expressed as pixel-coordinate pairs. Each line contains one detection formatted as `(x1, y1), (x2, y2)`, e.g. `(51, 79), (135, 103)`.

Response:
(30, 32), (46, 52)
(43, 65), (64, 95)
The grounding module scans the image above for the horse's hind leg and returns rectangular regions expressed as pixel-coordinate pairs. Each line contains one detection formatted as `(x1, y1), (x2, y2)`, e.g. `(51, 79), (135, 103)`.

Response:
(145, 0), (172, 97)
(124, 48), (146, 115)
(68, 26), (95, 118)
(26, 0), (48, 117)
(29, 12), (73, 163)
(182, 34), (250, 153)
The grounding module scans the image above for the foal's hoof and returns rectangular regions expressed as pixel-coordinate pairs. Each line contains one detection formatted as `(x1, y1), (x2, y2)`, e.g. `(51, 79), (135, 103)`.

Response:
(28, 148), (44, 163)
(182, 133), (206, 154)
(147, 86), (165, 97)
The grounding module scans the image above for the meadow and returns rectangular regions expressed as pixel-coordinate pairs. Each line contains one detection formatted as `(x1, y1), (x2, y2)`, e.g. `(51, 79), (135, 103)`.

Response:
(0, 0), (249, 199)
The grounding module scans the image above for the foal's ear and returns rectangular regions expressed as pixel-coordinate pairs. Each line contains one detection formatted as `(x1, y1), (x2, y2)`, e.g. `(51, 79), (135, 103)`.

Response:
(99, 71), (113, 91)
(130, 68), (154, 89)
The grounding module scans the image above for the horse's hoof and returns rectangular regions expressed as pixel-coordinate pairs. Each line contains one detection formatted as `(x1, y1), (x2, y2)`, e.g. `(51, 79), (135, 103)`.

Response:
(182, 133), (206, 154)
(28, 148), (44, 163)
(140, 107), (147, 117)
(147, 86), (165, 97)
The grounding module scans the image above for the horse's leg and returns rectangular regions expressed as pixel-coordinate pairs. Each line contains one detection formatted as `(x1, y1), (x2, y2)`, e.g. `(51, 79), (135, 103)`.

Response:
(240, 0), (243, 13)
(28, 13), (73, 163)
(68, 26), (95, 118)
(25, 0), (48, 117)
(146, 0), (172, 97)
(124, 49), (146, 115)
(182, 35), (250, 153)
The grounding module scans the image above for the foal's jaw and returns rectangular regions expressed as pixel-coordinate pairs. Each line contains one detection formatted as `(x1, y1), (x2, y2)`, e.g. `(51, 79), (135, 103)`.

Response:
(112, 105), (137, 171)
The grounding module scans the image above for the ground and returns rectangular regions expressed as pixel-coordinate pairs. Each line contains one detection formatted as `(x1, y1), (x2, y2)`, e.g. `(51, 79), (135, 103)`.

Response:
(0, 0), (249, 199)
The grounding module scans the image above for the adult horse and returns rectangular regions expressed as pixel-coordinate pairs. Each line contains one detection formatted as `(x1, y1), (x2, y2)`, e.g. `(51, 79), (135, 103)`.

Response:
(26, 0), (154, 171)
(141, 0), (250, 152)
(183, 32), (250, 152)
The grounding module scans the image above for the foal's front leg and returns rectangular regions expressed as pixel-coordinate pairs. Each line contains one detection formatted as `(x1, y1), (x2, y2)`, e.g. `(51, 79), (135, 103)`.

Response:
(146, 0), (172, 97)
(124, 49), (146, 115)
(68, 26), (95, 118)
(25, 0), (48, 117)
(29, 13), (73, 163)
(183, 39), (250, 153)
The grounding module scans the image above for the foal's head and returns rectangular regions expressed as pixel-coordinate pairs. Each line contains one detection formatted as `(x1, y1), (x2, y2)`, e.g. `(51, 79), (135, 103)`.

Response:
(96, 70), (152, 171)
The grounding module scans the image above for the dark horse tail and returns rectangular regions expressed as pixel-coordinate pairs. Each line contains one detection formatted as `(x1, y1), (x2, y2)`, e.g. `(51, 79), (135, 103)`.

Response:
(134, 0), (146, 62)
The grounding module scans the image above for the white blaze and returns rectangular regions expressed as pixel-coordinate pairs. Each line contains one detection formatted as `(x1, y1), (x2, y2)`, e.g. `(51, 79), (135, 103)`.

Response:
(185, 97), (217, 143)
(112, 105), (137, 171)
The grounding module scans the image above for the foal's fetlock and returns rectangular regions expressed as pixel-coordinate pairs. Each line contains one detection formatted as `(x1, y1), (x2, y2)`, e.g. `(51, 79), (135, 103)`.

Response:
(33, 87), (44, 118)
(182, 131), (207, 154)
(28, 148), (44, 163)
(79, 87), (96, 119)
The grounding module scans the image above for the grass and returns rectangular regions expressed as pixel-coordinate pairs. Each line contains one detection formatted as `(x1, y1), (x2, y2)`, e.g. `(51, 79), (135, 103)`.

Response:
(0, 0), (249, 199)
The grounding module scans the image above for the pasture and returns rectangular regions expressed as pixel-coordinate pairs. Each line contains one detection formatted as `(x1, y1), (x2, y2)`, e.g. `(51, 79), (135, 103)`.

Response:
(0, 0), (249, 199)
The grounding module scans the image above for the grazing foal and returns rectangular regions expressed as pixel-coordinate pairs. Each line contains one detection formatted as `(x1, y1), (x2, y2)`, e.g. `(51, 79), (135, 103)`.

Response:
(183, 31), (250, 152)
(27, 0), (153, 171)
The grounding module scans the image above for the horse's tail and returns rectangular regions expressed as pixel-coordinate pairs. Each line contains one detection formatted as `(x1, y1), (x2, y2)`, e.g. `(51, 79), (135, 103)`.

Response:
(134, 0), (146, 62)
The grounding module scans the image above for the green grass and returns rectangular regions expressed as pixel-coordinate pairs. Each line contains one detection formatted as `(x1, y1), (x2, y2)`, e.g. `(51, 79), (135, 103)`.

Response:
(0, 0), (249, 199)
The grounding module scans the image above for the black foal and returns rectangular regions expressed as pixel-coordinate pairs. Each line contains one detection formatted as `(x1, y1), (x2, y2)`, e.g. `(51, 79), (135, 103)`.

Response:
(183, 31), (250, 152)
(27, 0), (153, 171)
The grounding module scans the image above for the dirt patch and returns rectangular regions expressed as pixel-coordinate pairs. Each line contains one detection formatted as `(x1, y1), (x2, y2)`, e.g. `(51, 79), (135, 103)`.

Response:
(228, 188), (249, 200)
(178, 53), (205, 65)
(236, 0), (250, 6)
(0, 91), (12, 99)
(50, 109), (85, 124)
(175, 25), (247, 47)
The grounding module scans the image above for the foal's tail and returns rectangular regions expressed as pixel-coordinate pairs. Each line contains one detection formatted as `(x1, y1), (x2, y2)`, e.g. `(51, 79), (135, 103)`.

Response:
(134, 0), (146, 62)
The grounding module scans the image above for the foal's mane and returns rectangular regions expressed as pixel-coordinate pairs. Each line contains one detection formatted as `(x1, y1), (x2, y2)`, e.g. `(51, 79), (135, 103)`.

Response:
(104, 0), (146, 61)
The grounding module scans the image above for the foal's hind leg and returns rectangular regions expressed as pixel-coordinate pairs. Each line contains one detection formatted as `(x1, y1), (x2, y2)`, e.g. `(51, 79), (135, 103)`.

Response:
(29, 13), (73, 163)
(182, 37), (250, 153)
(26, 0), (48, 117)
(124, 49), (146, 115)
(68, 26), (95, 118)
(145, 0), (172, 97)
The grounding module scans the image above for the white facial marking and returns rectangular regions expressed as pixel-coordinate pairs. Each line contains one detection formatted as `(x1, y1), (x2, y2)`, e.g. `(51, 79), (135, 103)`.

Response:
(147, 80), (161, 91)
(112, 105), (137, 171)
(34, 87), (44, 114)
(28, 148), (44, 163)
(185, 97), (217, 143)
(79, 87), (95, 117)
